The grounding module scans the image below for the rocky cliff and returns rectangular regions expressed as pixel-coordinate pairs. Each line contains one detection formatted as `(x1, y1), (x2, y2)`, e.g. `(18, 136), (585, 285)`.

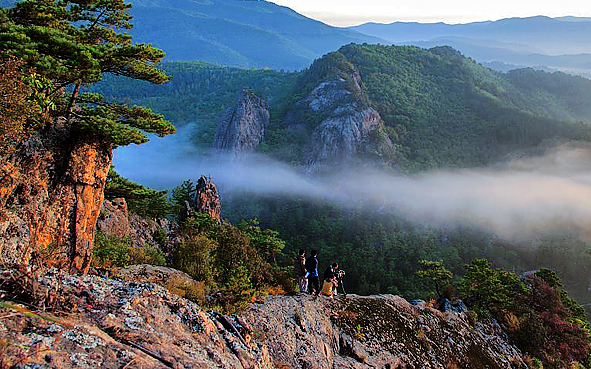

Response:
(0, 122), (112, 273)
(1, 265), (527, 368)
(214, 88), (270, 155)
(286, 66), (395, 170)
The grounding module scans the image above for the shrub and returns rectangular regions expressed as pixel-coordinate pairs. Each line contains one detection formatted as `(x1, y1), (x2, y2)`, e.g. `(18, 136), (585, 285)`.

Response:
(171, 235), (218, 286)
(93, 233), (132, 269)
(127, 245), (166, 267)
(460, 260), (591, 368)
(93, 232), (166, 270)
(458, 259), (526, 317)
(164, 276), (208, 306)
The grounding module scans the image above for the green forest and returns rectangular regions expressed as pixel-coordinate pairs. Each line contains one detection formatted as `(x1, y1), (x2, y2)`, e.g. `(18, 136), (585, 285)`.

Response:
(3, 0), (591, 366)
(104, 172), (591, 368)
(93, 44), (591, 318)
(93, 42), (591, 314)
(96, 43), (591, 169)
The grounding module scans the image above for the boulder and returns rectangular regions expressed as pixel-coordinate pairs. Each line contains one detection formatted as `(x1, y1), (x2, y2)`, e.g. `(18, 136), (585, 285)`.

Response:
(96, 198), (130, 239)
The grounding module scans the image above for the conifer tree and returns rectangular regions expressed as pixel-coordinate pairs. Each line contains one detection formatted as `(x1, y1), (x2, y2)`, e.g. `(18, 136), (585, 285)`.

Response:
(415, 259), (453, 298)
(0, 0), (175, 146)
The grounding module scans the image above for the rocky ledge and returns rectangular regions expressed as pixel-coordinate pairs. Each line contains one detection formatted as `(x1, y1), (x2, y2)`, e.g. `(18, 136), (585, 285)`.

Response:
(1, 265), (526, 368)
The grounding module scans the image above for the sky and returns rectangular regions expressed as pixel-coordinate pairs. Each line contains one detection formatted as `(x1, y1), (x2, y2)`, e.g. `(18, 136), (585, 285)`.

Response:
(269, 0), (591, 26)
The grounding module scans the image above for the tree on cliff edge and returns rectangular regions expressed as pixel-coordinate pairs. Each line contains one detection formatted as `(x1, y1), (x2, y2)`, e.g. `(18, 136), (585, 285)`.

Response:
(0, 0), (175, 147)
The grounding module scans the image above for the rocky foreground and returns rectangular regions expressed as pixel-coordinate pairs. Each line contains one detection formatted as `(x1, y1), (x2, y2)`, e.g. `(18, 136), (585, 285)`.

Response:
(1, 265), (526, 368)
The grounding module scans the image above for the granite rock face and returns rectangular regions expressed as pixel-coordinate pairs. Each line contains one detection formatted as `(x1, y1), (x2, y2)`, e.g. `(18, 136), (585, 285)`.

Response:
(96, 198), (130, 239)
(245, 294), (527, 369)
(0, 124), (112, 273)
(287, 70), (394, 169)
(0, 267), (272, 368)
(214, 88), (270, 155)
(2, 266), (526, 369)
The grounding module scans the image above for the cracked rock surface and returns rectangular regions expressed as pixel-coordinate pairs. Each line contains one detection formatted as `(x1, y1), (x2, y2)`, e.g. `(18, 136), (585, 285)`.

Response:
(2, 267), (526, 369)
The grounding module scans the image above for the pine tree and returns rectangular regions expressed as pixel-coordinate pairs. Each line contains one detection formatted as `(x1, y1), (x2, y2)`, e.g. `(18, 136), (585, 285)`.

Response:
(0, 0), (175, 146)
(415, 259), (453, 298)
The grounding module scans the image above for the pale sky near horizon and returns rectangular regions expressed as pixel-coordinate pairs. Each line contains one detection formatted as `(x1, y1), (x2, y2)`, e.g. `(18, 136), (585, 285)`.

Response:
(269, 0), (591, 26)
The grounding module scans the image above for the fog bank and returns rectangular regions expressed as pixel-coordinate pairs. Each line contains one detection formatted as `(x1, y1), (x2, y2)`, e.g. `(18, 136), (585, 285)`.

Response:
(113, 125), (591, 240)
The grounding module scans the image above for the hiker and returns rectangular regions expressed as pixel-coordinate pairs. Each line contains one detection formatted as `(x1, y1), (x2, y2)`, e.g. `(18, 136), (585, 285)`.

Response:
(305, 250), (320, 296)
(294, 249), (307, 293)
(321, 262), (339, 296)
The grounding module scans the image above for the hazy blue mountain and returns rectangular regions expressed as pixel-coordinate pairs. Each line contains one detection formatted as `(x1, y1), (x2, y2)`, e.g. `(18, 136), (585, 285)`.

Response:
(350, 16), (591, 55)
(350, 16), (591, 77)
(409, 36), (591, 79)
(126, 0), (385, 70)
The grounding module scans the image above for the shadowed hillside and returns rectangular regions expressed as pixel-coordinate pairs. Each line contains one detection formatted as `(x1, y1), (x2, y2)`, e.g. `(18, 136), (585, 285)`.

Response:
(126, 0), (385, 70)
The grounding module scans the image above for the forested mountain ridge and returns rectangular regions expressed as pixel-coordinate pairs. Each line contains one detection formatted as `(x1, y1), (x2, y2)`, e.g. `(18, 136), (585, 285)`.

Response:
(328, 44), (591, 168)
(99, 44), (591, 169)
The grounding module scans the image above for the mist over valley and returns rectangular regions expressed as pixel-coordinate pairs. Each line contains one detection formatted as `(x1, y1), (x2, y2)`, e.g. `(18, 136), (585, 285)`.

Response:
(5, 0), (591, 366)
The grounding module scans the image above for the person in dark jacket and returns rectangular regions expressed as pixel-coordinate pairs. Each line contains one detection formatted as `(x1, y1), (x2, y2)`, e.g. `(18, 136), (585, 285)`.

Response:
(323, 262), (338, 281)
(305, 250), (319, 296)
(294, 249), (307, 293)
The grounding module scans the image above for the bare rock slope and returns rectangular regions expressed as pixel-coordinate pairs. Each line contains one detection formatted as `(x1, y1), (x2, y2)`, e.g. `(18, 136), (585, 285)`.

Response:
(2, 266), (526, 368)
(284, 65), (395, 169)
(214, 88), (270, 155)
(97, 197), (168, 247)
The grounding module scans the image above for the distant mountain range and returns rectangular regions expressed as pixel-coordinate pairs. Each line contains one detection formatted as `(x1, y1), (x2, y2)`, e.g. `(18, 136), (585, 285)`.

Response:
(126, 0), (384, 70)
(126, 2), (591, 77)
(349, 16), (591, 78)
(3, 0), (590, 76)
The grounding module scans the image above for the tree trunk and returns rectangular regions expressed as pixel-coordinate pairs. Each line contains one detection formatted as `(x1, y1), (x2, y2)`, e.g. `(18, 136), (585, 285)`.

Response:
(66, 82), (81, 121)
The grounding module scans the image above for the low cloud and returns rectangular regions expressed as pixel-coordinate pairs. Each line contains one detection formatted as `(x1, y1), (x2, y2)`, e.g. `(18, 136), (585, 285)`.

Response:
(113, 127), (591, 241)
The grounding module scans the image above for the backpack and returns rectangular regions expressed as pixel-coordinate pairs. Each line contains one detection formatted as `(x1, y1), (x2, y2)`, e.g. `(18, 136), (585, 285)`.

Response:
(305, 256), (315, 273)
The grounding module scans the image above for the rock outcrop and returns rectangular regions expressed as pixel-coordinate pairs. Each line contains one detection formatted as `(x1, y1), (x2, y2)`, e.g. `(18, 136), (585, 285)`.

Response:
(246, 295), (526, 369)
(0, 123), (112, 273)
(287, 68), (394, 169)
(1, 267), (272, 368)
(96, 198), (130, 239)
(1, 266), (526, 369)
(195, 175), (221, 222)
(305, 84), (384, 163)
(96, 197), (168, 247)
(214, 88), (270, 155)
